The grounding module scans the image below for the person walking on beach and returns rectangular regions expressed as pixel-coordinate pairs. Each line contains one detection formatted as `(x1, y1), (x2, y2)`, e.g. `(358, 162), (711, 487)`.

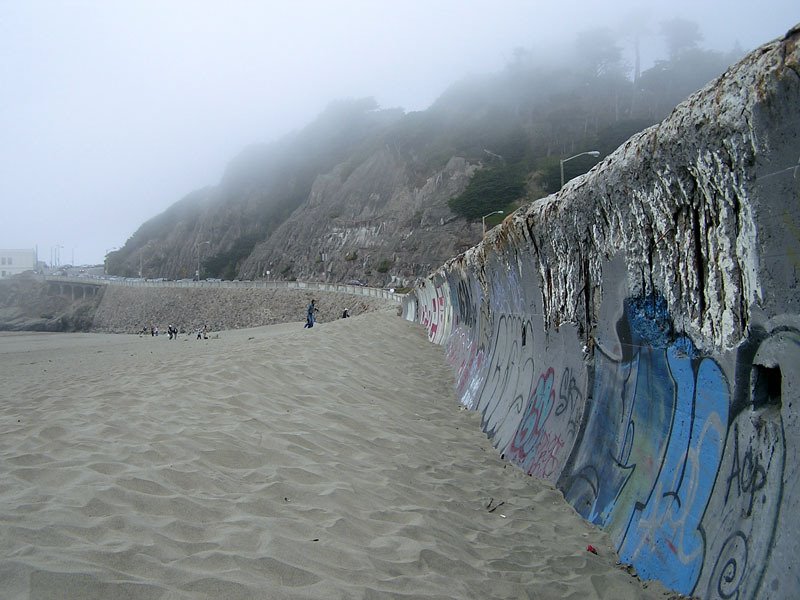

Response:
(341, 308), (349, 318)
(304, 299), (318, 328)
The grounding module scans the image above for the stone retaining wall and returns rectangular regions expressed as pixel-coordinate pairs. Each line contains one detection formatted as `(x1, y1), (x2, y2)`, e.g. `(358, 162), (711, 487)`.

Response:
(92, 285), (396, 333)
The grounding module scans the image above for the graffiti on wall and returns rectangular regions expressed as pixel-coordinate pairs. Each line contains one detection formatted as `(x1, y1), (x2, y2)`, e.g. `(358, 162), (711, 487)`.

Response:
(442, 272), (487, 410)
(506, 368), (560, 478)
(445, 325), (485, 411)
(694, 326), (794, 600)
(475, 313), (537, 453)
(505, 366), (585, 480)
(453, 274), (477, 330)
(413, 280), (796, 599)
(563, 295), (730, 594)
(471, 311), (585, 483)
(419, 280), (447, 343)
(558, 298), (795, 598)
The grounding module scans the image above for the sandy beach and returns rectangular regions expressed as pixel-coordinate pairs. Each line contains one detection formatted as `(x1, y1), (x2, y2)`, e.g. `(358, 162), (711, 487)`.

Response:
(0, 310), (674, 599)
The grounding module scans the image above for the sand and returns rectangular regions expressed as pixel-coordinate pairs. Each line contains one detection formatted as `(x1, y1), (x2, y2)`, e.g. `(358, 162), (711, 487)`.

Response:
(0, 309), (674, 600)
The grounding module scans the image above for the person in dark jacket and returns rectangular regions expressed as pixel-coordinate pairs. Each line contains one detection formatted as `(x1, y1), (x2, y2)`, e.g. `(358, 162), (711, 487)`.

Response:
(304, 300), (318, 328)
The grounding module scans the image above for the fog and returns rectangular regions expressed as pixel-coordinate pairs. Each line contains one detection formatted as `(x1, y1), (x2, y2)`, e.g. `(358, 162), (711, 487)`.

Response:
(1, 1), (796, 265)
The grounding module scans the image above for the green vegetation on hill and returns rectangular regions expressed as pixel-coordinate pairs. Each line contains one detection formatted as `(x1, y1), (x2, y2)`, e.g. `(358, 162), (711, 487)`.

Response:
(448, 164), (526, 220)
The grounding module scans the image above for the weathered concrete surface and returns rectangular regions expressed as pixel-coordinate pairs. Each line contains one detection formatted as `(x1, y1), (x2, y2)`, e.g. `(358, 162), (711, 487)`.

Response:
(404, 26), (800, 599)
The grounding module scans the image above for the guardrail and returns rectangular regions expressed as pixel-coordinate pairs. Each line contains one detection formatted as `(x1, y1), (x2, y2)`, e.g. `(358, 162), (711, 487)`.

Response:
(41, 275), (403, 302)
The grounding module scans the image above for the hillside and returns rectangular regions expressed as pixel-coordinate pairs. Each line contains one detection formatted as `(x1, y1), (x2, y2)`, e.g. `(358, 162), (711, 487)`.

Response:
(105, 23), (743, 287)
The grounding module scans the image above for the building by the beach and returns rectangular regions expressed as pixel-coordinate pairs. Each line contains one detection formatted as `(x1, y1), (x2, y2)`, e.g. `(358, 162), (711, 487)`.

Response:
(0, 249), (36, 278)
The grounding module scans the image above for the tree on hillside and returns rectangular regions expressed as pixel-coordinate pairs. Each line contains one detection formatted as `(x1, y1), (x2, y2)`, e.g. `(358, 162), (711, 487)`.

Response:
(448, 164), (526, 220)
(635, 46), (732, 120)
(660, 18), (703, 59)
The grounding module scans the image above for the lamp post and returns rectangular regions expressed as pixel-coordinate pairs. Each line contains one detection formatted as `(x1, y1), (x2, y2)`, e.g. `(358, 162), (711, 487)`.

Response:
(482, 210), (504, 237)
(196, 241), (210, 281)
(560, 150), (600, 188)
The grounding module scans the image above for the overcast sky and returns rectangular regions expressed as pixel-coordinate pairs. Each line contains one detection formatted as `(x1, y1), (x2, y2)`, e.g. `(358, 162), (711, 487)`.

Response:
(1, 1), (797, 265)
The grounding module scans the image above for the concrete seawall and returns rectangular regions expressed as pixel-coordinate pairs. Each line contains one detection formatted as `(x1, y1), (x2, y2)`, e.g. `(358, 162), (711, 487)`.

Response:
(404, 27), (800, 599)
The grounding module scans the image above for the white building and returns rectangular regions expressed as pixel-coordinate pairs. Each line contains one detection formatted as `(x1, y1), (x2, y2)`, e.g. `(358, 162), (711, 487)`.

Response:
(0, 249), (36, 278)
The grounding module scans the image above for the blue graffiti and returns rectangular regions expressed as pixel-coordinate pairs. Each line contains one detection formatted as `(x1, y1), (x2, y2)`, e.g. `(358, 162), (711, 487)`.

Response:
(617, 340), (728, 592)
(564, 294), (728, 595)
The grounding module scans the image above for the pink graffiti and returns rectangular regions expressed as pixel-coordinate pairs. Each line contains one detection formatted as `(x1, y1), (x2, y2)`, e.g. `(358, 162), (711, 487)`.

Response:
(507, 368), (556, 470)
(420, 284), (446, 342)
(527, 431), (566, 478)
(446, 329), (485, 409)
(447, 332), (473, 390)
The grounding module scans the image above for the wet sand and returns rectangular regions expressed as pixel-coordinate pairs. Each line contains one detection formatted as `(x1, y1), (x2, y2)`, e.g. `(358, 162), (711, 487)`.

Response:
(0, 310), (673, 599)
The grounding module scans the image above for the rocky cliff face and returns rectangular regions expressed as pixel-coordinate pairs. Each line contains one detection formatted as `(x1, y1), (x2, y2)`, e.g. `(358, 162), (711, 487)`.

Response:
(239, 151), (481, 285)
(106, 101), (488, 287)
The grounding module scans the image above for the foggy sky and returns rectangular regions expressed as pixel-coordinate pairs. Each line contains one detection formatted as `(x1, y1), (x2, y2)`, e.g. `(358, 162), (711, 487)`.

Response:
(1, 1), (797, 266)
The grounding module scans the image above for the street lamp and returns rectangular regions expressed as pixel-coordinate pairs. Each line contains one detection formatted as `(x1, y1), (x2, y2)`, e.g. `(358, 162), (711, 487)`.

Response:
(482, 210), (504, 237)
(196, 241), (210, 280)
(560, 150), (600, 188)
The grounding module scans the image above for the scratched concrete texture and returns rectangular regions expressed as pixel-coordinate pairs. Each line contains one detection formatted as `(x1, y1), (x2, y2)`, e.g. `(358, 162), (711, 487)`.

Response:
(404, 25), (800, 599)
